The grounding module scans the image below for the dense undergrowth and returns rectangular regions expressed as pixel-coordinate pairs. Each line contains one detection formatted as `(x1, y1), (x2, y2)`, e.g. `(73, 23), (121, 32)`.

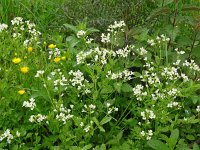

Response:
(0, 0), (200, 149)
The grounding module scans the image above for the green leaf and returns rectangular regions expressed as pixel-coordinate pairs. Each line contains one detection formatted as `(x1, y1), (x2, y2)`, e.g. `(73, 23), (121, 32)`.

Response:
(93, 117), (105, 132)
(147, 139), (170, 150)
(101, 85), (114, 94)
(114, 82), (122, 93)
(116, 131), (123, 141)
(93, 90), (99, 100)
(100, 116), (112, 125)
(64, 23), (78, 33)
(168, 129), (179, 149)
(186, 135), (195, 141)
(193, 143), (200, 150)
(82, 144), (93, 150)
(121, 83), (132, 93)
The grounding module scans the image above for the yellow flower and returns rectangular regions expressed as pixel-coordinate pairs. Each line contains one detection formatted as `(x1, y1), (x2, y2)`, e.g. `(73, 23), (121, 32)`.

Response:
(20, 67), (29, 74)
(27, 47), (33, 52)
(54, 57), (61, 63)
(48, 44), (56, 49)
(18, 89), (25, 95)
(12, 58), (21, 64)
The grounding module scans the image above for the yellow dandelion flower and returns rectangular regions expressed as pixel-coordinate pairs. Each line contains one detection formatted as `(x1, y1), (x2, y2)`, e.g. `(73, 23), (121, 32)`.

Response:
(20, 67), (29, 74)
(27, 47), (33, 52)
(48, 44), (56, 49)
(18, 89), (25, 95)
(54, 57), (61, 63)
(12, 58), (21, 64)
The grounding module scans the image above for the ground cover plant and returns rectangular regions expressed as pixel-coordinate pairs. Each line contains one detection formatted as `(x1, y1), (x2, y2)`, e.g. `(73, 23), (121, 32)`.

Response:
(0, 0), (200, 150)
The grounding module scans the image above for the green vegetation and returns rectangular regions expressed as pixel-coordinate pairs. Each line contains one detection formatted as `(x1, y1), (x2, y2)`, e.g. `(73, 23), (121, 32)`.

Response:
(0, 0), (200, 149)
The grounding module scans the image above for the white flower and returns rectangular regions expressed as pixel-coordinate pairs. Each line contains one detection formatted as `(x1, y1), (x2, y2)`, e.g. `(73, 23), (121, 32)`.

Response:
(22, 98), (36, 110)
(0, 23), (8, 32)
(16, 131), (20, 137)
(77, 30), (86, 38)
(141, 131), (145, 136)
(35, 70), (45, 77)
(83, 126), (90, 132)
(196, 106), (200, 112)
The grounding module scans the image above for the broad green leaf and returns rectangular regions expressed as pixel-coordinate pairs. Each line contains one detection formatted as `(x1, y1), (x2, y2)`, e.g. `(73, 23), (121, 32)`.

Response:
(147, 139), (170, 150)
(64, 23), (78, 33)
(193, 143), (200, 150)
(116, 131), (123, 141)
(100, 116), (112, 125)
(121, 83), (132, 93)
(168, 129), (179, 149)
(186, 135), (195, 141)
(101, 85), (114, 94)
(82, 144), (93, 150)
(114, 82), (122, 93)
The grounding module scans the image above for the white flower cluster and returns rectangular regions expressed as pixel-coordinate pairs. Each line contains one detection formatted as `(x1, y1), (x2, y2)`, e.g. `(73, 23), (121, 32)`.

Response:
(136, 47), (148, 56)
(54, 104), (73, 124)
(115, 45), (131, 58)
(0, 129), (14, 144)
(29, 114), (47, 123)
(101, 33), (111, 43)
(147, 39), (156, 46)
(175, 48), (185, 55)
(35, 70), (45, 77)
(107, 21), (126, 32)
(77, 30), (86, 38)
(106, 103), (118, 114)
(76, 50), (93, 64)
(161, 67), (180, 80)
(10, 17), (41, 46)
(93, 47), (112, 65)
(183, 60), (200, 72)
(166, 88), (179, 99)
(48, 48), (60, 59)
(151, 89), (165, 101)
(53, 75), (68, 91)
(0, 23), (8, 32)
(48, 69), (68, 91)
(132, 84), (147, 101)
(147, 34), (170, 47)
(69, 70), (89, 91)
(141, 70), (161, 86)
(106, 69), (134, 81)
(196, 106), (200, 112)
(77, 47), (114, 65)
(167, 101), (180, 108)
(22, 98), (36, 110)
(82, 104), (96, 114)
(156, 34), (170, 43)
(141, 109), (156, 121)
(83, 126), (91, 133)
(11, 17), (23, 25)
(141, 130), (153, 140)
